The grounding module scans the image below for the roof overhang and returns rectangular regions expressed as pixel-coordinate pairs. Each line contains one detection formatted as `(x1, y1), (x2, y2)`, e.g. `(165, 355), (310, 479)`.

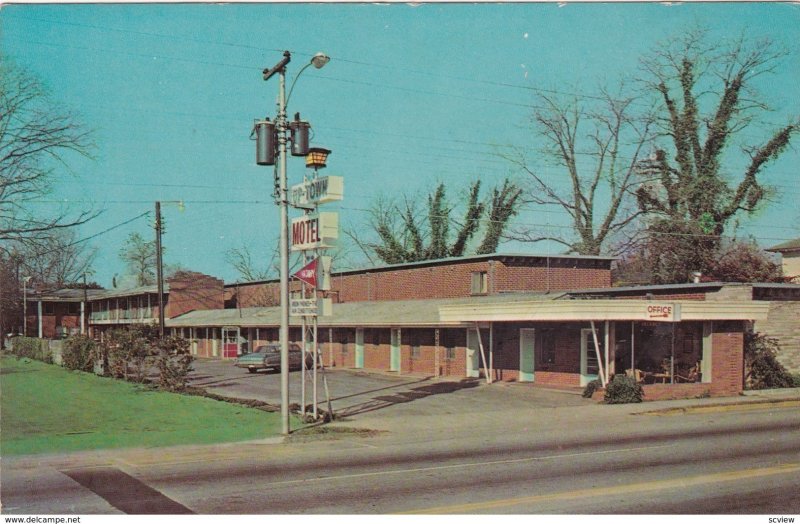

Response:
(438, 299), (771, 323)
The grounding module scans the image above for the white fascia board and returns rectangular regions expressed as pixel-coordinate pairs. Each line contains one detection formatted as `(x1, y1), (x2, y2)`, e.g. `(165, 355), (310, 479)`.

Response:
(438, 300), (771, 323)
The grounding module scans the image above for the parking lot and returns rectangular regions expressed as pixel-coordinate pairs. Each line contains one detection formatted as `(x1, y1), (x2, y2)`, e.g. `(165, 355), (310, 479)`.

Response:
(188, 358), (591, 432)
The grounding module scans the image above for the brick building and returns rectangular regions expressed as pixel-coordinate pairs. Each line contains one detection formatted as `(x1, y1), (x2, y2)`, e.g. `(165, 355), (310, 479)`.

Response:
(24, 271), (224, 340)
(167, 254), (789, 400)
(24, 253), (797, 400)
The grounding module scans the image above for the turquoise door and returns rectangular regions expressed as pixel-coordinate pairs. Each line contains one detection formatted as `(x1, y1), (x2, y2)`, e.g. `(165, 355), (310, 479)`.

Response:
(355, 329), (365, 369)
(390, 329), (401, 372)
(519, 328), (535, 382)
(581, 328), (601, 386)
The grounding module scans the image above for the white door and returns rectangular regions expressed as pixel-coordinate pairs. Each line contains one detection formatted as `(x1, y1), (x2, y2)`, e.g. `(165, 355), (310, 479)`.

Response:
(355, 328), (365, 369)
(466, 329), (481, 378)
(519, 328), (535, 382)
(580, 328), (601, 386)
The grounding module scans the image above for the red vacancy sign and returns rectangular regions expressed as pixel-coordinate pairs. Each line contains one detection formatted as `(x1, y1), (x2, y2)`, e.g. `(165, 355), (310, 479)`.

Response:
(293, 258), (318, 287)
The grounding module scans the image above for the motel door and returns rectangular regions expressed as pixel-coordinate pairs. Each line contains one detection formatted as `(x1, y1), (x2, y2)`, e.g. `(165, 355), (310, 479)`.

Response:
(390, 329), (401, 372)
(580, 328), (602, 386)
(466, 329), (481, 378)
(222, 327), (240, 359)
(355, 328), (365, 369)
(519, 328), (535, 382)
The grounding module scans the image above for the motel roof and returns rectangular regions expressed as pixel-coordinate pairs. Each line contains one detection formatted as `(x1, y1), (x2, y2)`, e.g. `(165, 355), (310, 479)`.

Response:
(32, 285), (168, 302)
(166, 291), (771, 329)
(766, 238), (800, 253)
(167, 293), (564, 328)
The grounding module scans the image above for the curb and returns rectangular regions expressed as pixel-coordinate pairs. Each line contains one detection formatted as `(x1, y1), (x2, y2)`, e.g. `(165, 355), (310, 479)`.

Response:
(638, 398), (800, 416)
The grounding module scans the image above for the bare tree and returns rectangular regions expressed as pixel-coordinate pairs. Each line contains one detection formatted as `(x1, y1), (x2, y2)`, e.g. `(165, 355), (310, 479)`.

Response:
(634, 29), (798, 282)
(119, 232), (156, 286)
(637, 30), (798, 233)
(225, 244), (274, 282)
(13, 230), (96, 287)
(0, 55), (96, 243)
(506, 86), (654, 255)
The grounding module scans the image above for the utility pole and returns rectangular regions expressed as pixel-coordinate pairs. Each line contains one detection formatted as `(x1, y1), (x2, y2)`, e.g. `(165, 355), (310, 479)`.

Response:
(155, 201), (165, 339)
(258, 50), (330, 435)
(82, 272), (87, 335)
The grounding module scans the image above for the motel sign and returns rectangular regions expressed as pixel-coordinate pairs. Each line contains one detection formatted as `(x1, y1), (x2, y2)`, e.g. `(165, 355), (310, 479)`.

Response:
(291, 212), (339, 251)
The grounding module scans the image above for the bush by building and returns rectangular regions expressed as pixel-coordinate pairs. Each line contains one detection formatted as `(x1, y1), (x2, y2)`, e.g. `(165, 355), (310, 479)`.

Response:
(744, 333), (795, 390)
(9, 336), (51, 363)
(604, 374), (644, 404)
(62, 335), (95, 372)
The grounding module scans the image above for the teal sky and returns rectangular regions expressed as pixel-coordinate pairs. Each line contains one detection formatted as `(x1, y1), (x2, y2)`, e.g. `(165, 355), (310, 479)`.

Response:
(2, 2), (799, 287)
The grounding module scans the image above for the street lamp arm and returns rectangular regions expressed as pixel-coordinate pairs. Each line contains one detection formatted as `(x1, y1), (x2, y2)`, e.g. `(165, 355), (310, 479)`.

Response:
(285, 62), (314, 106)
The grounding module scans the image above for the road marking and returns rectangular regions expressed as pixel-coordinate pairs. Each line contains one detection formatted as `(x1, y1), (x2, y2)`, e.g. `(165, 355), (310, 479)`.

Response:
(401, 462), (800, 514)
(262, 443), (676, 487)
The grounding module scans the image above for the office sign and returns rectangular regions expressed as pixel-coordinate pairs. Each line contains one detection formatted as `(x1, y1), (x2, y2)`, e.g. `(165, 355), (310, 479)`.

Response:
(645, 303), (681, 322)
(291, 212), (338, 251)
(290, 176), (344, 207)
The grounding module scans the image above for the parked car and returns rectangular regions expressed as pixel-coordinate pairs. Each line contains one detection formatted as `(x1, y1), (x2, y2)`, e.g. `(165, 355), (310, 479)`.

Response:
(234, 343), (313, 373)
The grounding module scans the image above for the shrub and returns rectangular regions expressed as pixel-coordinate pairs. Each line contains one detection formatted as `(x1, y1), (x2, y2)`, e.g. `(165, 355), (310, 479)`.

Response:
(155, 335), (193, 392)
(11, 337), (48, 362)
(582, 379), (601, 398)
(793, 374), (800, 388)
(99, 325), (193, 391)
(604, 374), (644, 404)
(744, 333), (794, 390)
(103, 325), (159, 382)
(62, 335), (95, 372)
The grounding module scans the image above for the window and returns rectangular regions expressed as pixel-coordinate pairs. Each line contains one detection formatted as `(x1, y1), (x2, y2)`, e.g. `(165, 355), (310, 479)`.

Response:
(410, 333), (421, 359)
(539, 329), (556, 365)
(43, 302), (55, 315)
(441, 329), (458, 360)
(471, 271), (488, 294)
(67, 302), (81, 315)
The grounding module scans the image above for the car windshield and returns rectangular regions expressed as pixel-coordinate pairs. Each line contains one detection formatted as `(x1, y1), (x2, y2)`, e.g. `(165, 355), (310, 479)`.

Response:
(253, 345), (280, 354)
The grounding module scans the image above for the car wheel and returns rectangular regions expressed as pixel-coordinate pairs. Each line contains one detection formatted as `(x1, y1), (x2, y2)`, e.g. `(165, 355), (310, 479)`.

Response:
(248, 368), (257, 374)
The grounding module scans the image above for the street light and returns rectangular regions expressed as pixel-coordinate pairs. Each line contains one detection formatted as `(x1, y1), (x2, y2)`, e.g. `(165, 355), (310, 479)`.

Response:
(258, 50), (329, 435)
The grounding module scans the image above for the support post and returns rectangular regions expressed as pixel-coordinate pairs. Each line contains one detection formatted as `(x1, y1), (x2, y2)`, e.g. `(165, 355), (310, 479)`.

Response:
(589, 320), (607, 387)
(474, 323), (491, 385)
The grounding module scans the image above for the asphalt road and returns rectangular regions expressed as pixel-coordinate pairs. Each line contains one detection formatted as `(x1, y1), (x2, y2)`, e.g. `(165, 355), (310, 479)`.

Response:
(4, 398), (799, 515)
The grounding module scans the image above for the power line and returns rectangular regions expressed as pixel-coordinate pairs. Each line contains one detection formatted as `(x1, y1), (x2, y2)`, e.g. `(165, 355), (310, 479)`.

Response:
(25, 210), (151, 258)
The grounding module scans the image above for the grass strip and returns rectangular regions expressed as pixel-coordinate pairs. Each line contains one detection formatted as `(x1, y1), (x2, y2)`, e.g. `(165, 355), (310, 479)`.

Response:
(0, 355), (285, 455)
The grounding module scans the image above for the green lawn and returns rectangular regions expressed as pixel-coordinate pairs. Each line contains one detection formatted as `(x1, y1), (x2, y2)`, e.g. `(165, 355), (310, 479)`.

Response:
(0, 354), (286, 455)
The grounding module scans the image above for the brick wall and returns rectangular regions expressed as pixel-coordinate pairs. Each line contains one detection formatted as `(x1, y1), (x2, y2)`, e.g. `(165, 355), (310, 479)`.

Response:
(166, 272), (225, 318)
(233, 256), (613, 308)
(710, 322), (745, 396)
(642, 383), (710, 400)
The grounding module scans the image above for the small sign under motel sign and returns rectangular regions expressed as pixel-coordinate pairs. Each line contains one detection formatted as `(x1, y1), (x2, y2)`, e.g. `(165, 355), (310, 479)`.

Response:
(645, 303), (681, 322)
(291, 212), (338, 251)
(290, 297), (333, 317)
